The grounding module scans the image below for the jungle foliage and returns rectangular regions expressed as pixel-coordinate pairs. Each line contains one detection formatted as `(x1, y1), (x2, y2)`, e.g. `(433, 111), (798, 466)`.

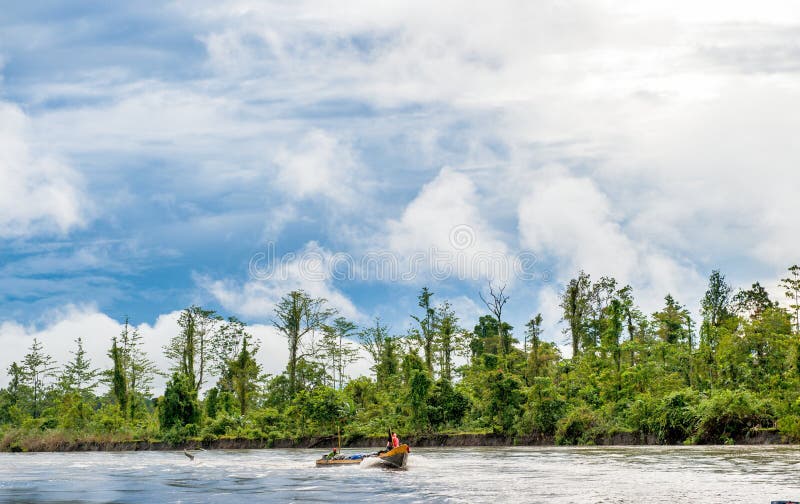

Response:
(3, 265), (800, 449)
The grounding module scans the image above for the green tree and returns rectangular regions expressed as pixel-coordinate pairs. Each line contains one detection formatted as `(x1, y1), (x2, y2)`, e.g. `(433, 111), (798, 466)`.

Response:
(121, 322), (158, 418)
(560, 272), (592, 357)
(525, 313), (543, 379)
(319, 317), (359, 390)
(411, 287), (436, 374)
(21, 338), (57, 418)
(229, 335), (262, 415)
(434, 301), (463, 382)
(159, 372), (200, 431)
(109, 336), (128, 415)
(165, 306), (221, 391)
(653, 295), (691, 345)
(273, 291), (334, 397)
(480, 284), (510, 363)
(733, 282), (777, 320)
(60, 337), (100, 397)
(701, 270), (733, 328)
(781, 265), (800, 333)
(408, 369), (433, 430)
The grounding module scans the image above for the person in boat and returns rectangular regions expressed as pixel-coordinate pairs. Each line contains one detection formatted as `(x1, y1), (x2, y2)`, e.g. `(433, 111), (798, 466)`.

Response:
(325, 447), (338, 460)
(391, 432), (400, 448)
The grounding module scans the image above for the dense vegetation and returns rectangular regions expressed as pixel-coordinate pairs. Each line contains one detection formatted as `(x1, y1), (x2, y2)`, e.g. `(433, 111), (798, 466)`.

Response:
(3, 266), (800, 451)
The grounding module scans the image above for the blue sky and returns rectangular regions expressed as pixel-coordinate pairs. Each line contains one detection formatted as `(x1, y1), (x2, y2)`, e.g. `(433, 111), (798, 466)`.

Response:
(1, 1), (799, 382)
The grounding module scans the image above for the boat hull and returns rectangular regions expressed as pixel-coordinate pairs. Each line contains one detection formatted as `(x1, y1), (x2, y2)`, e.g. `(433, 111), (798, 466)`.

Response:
(377, 444), (410, 469)
(315, 458), (363, 466)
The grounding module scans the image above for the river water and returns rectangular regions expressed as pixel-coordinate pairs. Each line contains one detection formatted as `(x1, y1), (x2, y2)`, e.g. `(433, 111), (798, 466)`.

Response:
(1, 446), (799, 503)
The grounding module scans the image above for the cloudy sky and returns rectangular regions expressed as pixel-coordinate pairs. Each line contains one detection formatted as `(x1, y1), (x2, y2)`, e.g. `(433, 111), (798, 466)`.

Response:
(1, 1), (799, 385)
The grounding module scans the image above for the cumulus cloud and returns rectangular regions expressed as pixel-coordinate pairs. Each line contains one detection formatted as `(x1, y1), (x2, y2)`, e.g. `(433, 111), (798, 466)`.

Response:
(198, 241), (361, 321)
(272, 129), (365, 207)
(518, 168), (704, 313)
(0, 102), (87, 237)
(385, 166), (514, 284)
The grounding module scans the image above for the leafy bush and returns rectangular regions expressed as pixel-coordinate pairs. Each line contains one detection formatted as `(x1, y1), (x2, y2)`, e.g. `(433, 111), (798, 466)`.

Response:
(518, 378), (566, 436)
(693, 389), (774, 444)
(655, 389), (700, 444)
(555, 406), (603, 445)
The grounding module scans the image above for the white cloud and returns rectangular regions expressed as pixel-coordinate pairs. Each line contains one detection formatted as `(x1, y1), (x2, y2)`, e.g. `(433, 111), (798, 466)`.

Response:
(385, 166), (513, 284)
(518, 168), (704, 313)
(272, 129), (365, 206)
(198, 241), (362, 321)
(0, 102), (87, 237)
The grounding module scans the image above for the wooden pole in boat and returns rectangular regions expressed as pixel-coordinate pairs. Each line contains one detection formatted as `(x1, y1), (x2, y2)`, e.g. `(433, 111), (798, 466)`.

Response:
(337, 424), (341, 452)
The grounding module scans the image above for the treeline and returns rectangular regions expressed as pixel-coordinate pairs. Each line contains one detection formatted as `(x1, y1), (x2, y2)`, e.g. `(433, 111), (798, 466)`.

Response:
(2, 266), (800, 450)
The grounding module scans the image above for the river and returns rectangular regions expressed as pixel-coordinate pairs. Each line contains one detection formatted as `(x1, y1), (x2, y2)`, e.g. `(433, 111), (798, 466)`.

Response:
(1, 446), (798, 503)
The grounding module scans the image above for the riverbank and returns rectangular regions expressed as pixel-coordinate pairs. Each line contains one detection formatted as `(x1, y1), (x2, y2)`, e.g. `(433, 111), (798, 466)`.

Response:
(2, 430), (789, 452)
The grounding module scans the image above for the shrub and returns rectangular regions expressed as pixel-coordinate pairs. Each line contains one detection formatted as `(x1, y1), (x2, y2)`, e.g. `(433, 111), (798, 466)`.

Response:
(654, 389), (700, 444)
(555, 406), (602, 445)
(693, 389), (774, 444)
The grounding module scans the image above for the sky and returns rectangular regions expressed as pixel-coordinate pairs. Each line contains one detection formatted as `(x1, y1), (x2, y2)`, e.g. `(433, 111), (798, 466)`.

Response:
(1, 1), (799, 387)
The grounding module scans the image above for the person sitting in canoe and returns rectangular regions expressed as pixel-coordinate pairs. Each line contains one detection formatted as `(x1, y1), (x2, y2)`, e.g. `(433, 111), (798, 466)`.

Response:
(324, 447), (338, 460)
(391, 432), (400, 448)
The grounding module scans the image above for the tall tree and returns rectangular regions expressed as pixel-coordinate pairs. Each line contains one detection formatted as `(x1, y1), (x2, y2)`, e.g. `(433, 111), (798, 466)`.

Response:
(733, 282), (777, 320)
(480, 283), (510, 363)
(526, 313), (543, 378)
(781, 265), (800, 333)
(319, 317), (359, 390)
(121, 324), (158, 417)
(60, 337), (100, 397)
(560, 272), (592, 357)
(165, 306), (221, 391)
(21, 338), (57, 418)
(434, 301), (462, 382)
(411, 287), (436, 374)
(229, 335), (262, 415)
(109, 336), (128, 414)
(5, 361), (27, 408)
(273, 290), (335, 396)
(654, 295), (691, 344)
(210, 317), (249, 393)
(701, 270), (733, 328)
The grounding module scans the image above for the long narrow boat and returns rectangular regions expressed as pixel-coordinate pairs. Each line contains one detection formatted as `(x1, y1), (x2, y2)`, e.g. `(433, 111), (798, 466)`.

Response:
(377, 444), (410, 469)
(315, 455), (364, 466)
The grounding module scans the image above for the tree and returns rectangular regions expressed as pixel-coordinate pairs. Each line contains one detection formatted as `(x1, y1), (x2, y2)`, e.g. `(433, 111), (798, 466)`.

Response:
(701, 270), (733, 328)
(434, 301), (462, 382)
(480, 283), (510, 363)
(273, 291), (335, 396)
(359, 318), (391, 373)
(109, 336), (128, 415)
(210, 317), (249, 393)
(781, 265), (800, 333)
(5, 361), (27, 408)
(653, 295), (691, 345)
(560, 272), (592, 357)
(408, 369), (432, 430)
(526, 313), (543, 378)
(165, 306), (221, 391)
(60, 337), (100, 397)
(318, 317), (359, 390)
(159, 372), (200, 431)
(229, 335), (262, 415)
(411, 287), (436, 374)
(121, 323), (158, 418)
(21, 338), (57, 418)
(733, 282), (777, 320)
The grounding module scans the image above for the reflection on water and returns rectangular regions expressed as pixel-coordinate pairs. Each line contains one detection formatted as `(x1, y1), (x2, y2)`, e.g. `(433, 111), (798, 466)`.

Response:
(2, 446), (800, 503)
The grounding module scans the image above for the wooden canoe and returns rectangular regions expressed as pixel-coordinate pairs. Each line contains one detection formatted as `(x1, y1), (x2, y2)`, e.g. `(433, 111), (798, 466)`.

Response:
(315, 457), (363, 466)
(377, 444), (410, 469)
